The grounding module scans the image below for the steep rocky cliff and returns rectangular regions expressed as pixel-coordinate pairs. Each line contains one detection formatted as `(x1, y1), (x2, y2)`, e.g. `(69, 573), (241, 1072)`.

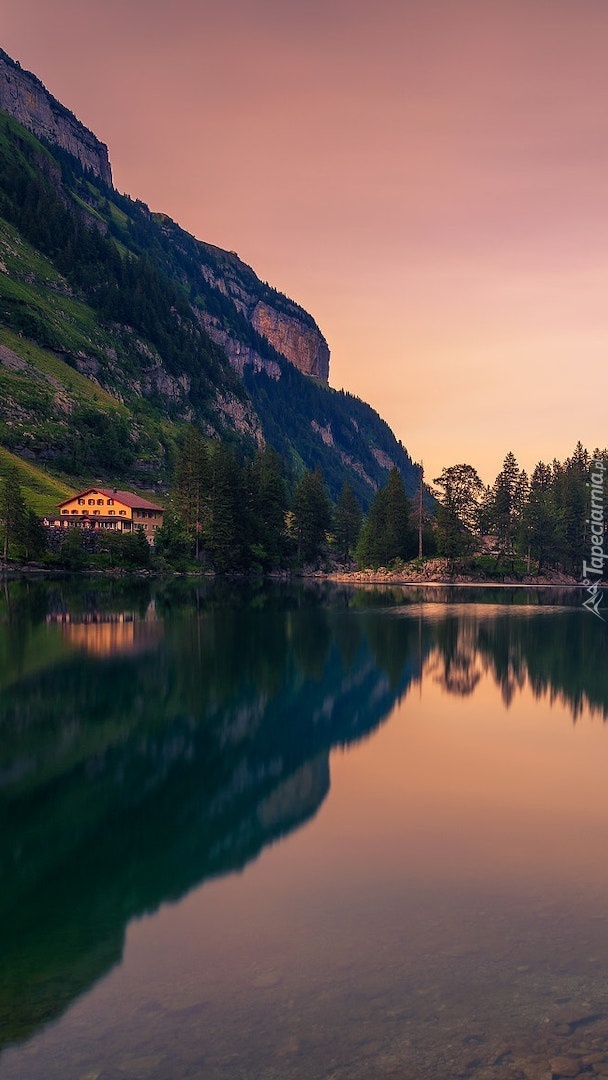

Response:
(0, 48), (112, 186)
(0, 46), (328, 383)
(251, 299), (329, 379)
(197, 243), (330, 381)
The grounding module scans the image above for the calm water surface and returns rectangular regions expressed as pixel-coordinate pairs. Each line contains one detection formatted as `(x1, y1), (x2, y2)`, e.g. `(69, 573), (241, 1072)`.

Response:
(0, 580), (607, 1079)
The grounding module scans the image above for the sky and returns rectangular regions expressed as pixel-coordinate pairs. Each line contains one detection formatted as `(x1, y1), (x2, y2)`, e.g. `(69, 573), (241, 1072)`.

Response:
(2, 0), (607, 483)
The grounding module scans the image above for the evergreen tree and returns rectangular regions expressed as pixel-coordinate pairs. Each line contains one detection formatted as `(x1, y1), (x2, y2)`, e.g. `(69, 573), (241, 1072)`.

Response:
(293, 469), (331, 565)
(552, 443), (589, 574)
(356, 468), (415, 568)
(356, 486), (390, 568)
(490, 451), (523, 561)
(203, 444), (247, 572)
(521, 462), (559, 573)
(172, 429), (208, 560)
(477, 483), (495, 536)
(334, 481), (362, 561)
(248, 447), (288, 570)
(0, 468), (27, 563)
(384, 467), (416, 561)
(21, 509), (47, 562)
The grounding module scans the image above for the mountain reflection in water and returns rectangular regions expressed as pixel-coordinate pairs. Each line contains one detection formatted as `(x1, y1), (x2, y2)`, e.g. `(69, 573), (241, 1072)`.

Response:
(0, 580), (604, 1053)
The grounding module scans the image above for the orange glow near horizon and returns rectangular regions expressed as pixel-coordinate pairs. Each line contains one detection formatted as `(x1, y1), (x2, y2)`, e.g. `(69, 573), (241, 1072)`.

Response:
(2, 1), (608, 482)
(325, 663), (608, 890)
(128, 647), (608, 983)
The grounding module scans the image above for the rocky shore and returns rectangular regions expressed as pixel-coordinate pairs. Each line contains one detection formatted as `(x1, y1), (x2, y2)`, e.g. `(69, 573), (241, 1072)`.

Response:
(310, 558), (581, 588)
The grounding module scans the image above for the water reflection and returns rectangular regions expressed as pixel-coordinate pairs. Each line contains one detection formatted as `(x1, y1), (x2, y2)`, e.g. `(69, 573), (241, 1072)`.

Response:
(0, 580), (425, 1049)
(0, 581), (605, 1056)
(46, 602), (161, 657)
(421, 602), (607, 719)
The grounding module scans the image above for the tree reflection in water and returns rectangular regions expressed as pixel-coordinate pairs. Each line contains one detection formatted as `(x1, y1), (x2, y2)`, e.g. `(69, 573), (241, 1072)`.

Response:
(0, 580), (604, 1051)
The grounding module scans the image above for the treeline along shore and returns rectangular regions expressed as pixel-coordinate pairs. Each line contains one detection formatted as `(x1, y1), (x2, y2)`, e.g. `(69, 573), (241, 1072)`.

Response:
(0, 435), (606, 583)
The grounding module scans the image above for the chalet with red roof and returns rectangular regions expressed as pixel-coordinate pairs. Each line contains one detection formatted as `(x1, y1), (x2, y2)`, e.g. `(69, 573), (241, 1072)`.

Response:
(43, 488), (164, 544)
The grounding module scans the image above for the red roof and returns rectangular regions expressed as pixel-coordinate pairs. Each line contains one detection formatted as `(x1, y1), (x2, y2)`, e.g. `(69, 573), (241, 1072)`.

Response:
(57, 488), (164, 511)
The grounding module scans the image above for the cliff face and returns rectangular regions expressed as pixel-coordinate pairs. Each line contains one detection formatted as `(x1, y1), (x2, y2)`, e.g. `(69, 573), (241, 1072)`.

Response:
(0, 49), (112, 187)
(194, 306), (282, 380)
(251, 300), (330, 380)
(198, 247), (330, 382)
(0, 48), (326, 384)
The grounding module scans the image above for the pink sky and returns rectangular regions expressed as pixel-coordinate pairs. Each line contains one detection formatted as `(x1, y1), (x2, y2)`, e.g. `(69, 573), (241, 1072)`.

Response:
(2, 0), (607, 482)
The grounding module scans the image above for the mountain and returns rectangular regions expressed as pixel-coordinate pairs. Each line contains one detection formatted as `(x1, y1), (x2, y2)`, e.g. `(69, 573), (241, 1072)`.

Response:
(0, 47), (420, 507)
(0, 48), (112, 185)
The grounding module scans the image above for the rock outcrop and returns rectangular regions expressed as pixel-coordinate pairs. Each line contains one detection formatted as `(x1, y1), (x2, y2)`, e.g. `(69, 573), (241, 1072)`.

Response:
(0, 49), (112, 186)
(198, 247), (330, 382)
(251, 300), (330, 380)
(195, 308), (282, 380)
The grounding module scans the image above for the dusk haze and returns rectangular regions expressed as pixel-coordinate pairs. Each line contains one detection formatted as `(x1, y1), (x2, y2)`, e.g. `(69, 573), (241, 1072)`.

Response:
(3, 0), (607, 481)
(1, 5), (607, 1080)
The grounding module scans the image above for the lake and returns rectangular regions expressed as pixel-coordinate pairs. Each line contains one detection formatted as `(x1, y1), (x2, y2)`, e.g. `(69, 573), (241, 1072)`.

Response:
(0, 579), (607, 1080)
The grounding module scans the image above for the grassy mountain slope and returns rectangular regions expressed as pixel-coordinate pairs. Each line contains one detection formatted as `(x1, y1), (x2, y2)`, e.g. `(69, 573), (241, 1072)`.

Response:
(0, 446), (74, 514)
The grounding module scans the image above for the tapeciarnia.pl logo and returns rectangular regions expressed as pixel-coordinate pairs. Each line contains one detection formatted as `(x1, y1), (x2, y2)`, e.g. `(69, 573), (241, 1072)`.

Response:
(582, 458), (606, 621)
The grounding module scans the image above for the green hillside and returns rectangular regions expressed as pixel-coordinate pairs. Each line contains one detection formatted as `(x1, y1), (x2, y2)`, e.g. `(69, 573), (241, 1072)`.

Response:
(0, 446), (74, 514)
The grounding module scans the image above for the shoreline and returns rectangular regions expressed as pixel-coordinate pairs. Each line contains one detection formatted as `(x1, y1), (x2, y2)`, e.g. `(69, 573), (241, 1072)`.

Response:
(0, 562), (602, 589)
(311, 575), (593, 588)
(304, 561), (588, 588)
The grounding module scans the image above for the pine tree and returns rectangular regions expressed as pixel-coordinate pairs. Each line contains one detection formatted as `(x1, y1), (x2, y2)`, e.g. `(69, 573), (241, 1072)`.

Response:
(522, 462), (558, 574)
(21, 509), (47, 562)
(204, 444), (247, 572)
(356, 468), (415, 568)
(356, 486), (390, 568)
(490, 451), (523, 564)
(334, 481), (362, 561)
(553, 444), (589, 574)
(0, 468), (27, 563)
(172, 428), (208, 560)
(248, 447), (288, 569)
(293, 469), (331, 565)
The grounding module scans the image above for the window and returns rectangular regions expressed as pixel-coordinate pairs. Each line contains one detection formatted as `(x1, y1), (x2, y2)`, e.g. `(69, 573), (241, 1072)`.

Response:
(62, 509), (69, 515)
(108, 499), (114, 506)
(93, 510), (100, 516)
(88, 499), (95, 505)
(97, 499), (103, 505)
(78, 498), (85, 506)
(108, 510), (115, 516)
(119, 510), (126, 516)
(71, 510), (78, 515)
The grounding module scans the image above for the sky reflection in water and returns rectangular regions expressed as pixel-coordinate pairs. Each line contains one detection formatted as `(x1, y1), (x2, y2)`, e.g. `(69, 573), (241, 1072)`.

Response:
(0, 582), (606, 1079)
